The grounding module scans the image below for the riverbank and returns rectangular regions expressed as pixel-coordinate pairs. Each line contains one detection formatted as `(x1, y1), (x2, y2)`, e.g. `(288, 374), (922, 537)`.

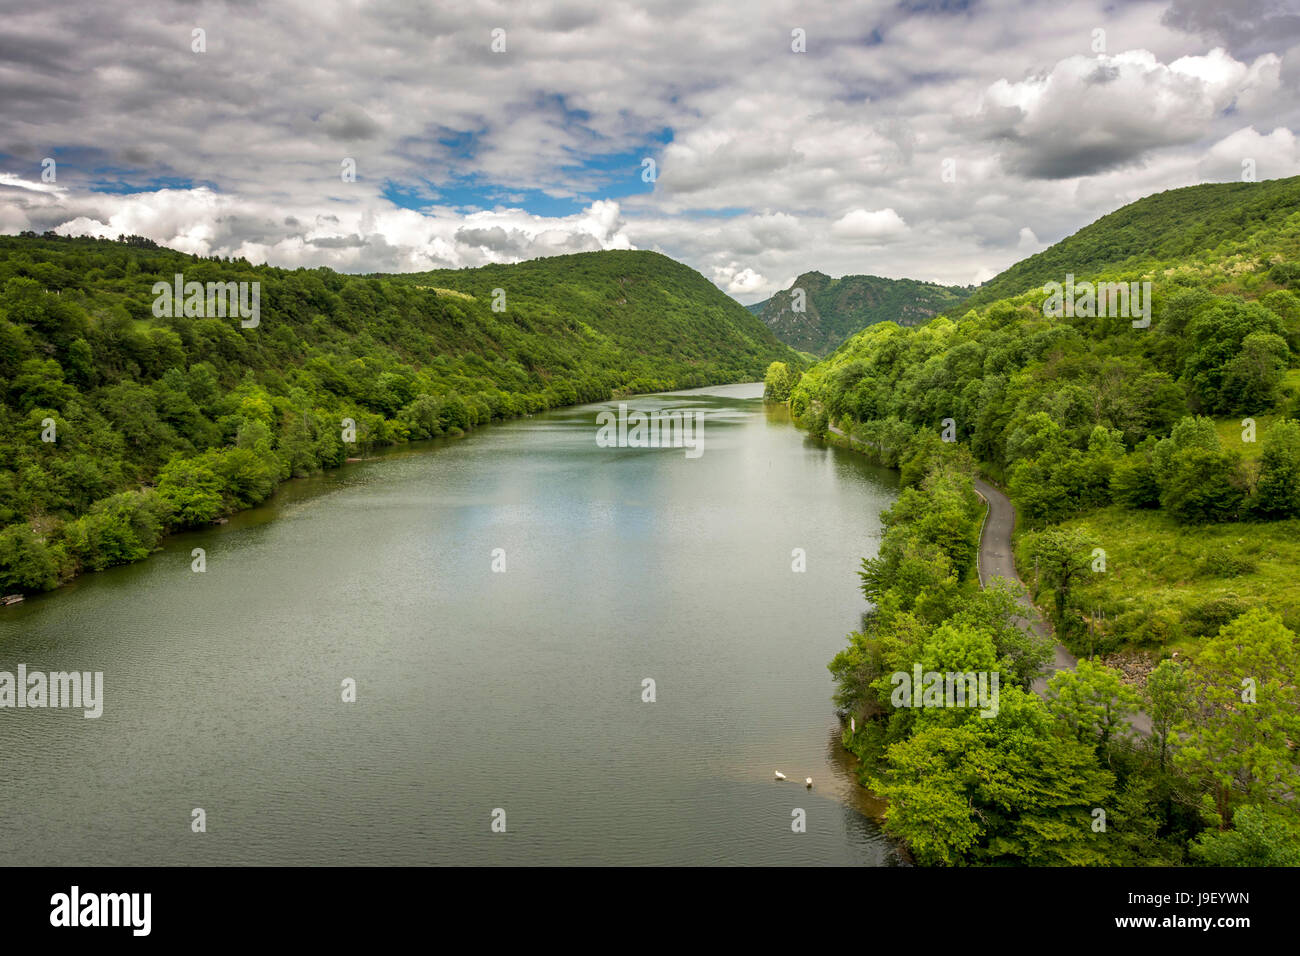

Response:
(819, 418), (1152, 732)
(1, 382), (903, 865)
(1, 376), (769, 604)
(821, 418), (1149, 723)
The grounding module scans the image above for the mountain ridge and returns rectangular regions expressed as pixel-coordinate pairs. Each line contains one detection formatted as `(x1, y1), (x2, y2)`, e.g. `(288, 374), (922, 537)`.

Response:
(951, 175), (1300, 315)
(753, 271), (969, 355)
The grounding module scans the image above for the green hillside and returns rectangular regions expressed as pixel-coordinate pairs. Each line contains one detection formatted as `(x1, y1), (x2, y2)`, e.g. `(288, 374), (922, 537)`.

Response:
(790, 174), (1300, 651)
(756, 271), (969, 355)
(957, 176), (1300, 312)
(393, 249), (790, 379)
(787, 175), (1300, 868)
(0, 236), (796, 592)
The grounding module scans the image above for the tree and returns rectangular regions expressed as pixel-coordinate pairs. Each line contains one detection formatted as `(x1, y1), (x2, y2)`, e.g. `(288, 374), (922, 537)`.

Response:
(0, 523), (62, 592)
(1004, 411), (1065, 466)
(871, 686), (1115, 866)
(1190, 804), (1300, 866)
(951, 578), (1052, 689)
(1182, 299), (1286, 414)
(807, 405), (829, 438)
(1008, 455), (1073, 525)
(1111, 450), (1161, 509)
(1046, 659), (1141, 759)
(1220, 331), (1289, 411)
(213, 446), (278, 508)
(872, 722), (985, 864)
(1104, 773), (1184, 866)
(827, 629), (889, 724)
(60, 490), (171, 572)
(1151, 415), (1221, 484)
(860, 536), (962, 625)
(763, 361), (797, 402)
(1144, 658), (1191, 773)
(1030, 527), (1096, 631)
(886, 470), (982, 581)
(1173, 609), (1300, 828)
(1252, 418), (1300, 518)
(1160, 446), (1245, 523)
(915, 619), (999, 700)
(156, 456), (225, 526)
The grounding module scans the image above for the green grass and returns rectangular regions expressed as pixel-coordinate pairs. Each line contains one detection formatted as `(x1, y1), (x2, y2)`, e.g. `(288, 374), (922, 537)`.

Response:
(1018, 504), (1300, 657)
(1214, 413), (1281, 462)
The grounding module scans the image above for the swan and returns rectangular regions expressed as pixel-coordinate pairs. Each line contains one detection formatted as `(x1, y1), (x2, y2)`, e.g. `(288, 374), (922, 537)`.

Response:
(774, 771), (786, 781)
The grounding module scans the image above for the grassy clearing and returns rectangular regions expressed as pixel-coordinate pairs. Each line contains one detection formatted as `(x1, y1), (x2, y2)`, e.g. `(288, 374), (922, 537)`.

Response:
(1214, 413), (1280, 462)
(1015, 504), (1300, 659)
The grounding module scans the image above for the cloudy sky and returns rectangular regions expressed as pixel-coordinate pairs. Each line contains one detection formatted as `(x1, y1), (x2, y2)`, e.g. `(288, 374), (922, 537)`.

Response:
(2, 0), (1299, 303)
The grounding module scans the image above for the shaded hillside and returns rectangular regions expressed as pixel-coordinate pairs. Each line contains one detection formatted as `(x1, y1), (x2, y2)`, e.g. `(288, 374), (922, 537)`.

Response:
(756, 271), (969, 354)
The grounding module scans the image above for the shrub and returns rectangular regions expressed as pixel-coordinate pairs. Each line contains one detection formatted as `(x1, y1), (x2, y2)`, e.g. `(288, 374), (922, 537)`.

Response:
(1181, 595), (1249, 637)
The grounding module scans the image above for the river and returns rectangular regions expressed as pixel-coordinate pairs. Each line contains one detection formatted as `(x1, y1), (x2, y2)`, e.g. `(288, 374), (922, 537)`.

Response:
(0, 382), (904, 865)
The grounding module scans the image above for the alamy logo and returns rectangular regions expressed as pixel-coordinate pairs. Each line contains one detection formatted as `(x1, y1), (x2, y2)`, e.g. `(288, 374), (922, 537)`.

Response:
(152, 273), (260, 327)
(595, 403), (705, 458)
(1042, 274), (1151, 328)
(890, 664), (1000, 717)
(50, 886), (150, 936)
(0, 665), (103, 718)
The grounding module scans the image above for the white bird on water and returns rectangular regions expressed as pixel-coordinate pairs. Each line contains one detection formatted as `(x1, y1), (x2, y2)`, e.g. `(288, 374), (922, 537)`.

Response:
(805, 777), (813, 788)
(774, 771), (786, 781)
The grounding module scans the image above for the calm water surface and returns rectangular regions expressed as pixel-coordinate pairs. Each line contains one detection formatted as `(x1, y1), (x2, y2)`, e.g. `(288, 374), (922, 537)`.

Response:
(0, 382), (903, 865)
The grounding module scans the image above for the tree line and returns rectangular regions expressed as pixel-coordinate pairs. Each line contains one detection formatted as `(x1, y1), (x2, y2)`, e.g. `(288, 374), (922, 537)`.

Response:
(0, 236), (797, 593)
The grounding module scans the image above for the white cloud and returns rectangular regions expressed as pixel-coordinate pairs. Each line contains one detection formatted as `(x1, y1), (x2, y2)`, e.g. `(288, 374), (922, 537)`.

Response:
(0, 0), (1295, 298)
(725, 267), (767, 295)
(829, 208), (907, 241)
(1199, 125), (1300, 180)
(973, 47), (1282, 178)
(24, 180), (635, 272)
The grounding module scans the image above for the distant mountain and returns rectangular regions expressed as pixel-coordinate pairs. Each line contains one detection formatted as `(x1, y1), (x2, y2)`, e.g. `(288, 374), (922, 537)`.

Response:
(753, 272), (970, 355)
(400, 249), (801, 388)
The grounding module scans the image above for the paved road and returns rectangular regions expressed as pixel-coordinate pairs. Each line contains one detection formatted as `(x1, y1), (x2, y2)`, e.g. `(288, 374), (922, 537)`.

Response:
(827, 424), (1150, 733)
(974, 478), (1078, 696)
(973, 477), (1152, 734)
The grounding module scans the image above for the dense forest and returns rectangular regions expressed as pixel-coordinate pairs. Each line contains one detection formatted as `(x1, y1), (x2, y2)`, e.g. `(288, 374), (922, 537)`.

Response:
(752, 271), (969, 355)
(0, 236), (797, 593)
(770, 174), (1300, 865)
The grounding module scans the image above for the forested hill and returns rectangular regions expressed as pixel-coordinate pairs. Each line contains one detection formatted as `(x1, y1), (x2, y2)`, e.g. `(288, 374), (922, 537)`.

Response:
(956, 175), (1300, 312)
(0, 236), (797, 592)
(791, 177), (1300, 866)
(753, 271), (969, 354)
(790, 173), (1300, 647)
(392, 249), (791, 376)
